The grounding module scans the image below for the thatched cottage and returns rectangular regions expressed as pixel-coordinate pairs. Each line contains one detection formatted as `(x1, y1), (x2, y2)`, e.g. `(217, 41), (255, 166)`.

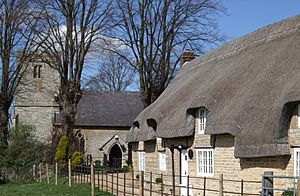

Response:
(14, 58), (143, 168)
(127, 15), (300, 194)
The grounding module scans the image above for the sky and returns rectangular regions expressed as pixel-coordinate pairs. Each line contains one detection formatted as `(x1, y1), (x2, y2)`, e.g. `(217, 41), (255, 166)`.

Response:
(218, 0), (300, 41)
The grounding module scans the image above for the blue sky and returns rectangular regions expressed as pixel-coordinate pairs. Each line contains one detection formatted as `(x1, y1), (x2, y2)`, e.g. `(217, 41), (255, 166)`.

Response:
(219, 0), (300, 40)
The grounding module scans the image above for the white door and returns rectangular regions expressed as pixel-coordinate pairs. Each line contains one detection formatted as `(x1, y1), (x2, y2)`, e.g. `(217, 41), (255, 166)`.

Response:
(181, 149), (188, 196)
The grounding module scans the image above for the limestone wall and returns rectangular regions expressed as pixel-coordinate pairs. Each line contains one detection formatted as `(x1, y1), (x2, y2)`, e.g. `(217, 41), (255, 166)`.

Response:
(130, 106), (300, 195)
(80, 128), (129, 162)
(15, 61), (60, 142)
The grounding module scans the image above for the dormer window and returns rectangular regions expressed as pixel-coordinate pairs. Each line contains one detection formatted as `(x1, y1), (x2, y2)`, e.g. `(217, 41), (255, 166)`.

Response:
(198, 107), (208, 134)
(33, 65), (42, 78)
(298, 104), (300, 128)
(147, 119), (157, 131)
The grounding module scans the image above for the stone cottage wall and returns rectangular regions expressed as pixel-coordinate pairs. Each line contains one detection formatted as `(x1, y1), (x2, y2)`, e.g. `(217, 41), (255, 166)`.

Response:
(130, 106), (300, 195)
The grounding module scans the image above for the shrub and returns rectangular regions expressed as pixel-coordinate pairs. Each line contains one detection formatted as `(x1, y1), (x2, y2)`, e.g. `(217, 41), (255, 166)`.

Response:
(71, 151), (83, 166)
(155, 177), (162, 184)
(94, 160), (101, 169)
(54, 136), (70, 164)
(123, 164), (133, 172)
(282, 189), (294, 196)
(0, 124), (49, 182)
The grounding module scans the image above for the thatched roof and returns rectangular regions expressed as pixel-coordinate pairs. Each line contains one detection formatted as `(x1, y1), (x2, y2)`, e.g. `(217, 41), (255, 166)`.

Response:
(54, 91), (144, 128)
(126, 15), (300, 158)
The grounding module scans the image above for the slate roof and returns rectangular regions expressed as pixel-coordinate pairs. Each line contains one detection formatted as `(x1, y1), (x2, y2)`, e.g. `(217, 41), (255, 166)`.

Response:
(54, 91), (144, 128)
(127, 15), (300, 158)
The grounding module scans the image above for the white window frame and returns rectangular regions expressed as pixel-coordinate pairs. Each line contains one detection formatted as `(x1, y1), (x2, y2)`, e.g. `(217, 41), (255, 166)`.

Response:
(159, 151), (166, 171)
(196, 148), (214, 176)
(298, 104), (300, 128)
(138, 151), (145, 171)
(294, 148), (300, 176)
(198, 108), (208, 134)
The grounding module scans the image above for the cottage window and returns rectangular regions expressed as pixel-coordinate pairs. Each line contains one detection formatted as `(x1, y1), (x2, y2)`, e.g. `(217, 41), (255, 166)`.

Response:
(197, 148), (213, 176)
(138, 151), (145, 171)
(298, 104), (300, 128)
(198, 108), (208, 134)
(159, 152), (166, 171)
(295, 148), (300, 176)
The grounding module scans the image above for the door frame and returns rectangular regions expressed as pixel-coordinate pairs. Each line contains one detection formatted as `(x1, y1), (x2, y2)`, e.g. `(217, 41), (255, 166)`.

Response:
(180, 149), (189, 196)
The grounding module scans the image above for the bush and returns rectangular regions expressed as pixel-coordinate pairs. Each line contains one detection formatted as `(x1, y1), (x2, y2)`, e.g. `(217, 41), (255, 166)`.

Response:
(123, 164), (133, 172)
(94, 160), (101, 169)
(281, 189), (294, 196)
(155, 177), (162, 184)
(71, 151), (83, 166)
(0, 124), (49, 182)
(55, 136), (70, 164)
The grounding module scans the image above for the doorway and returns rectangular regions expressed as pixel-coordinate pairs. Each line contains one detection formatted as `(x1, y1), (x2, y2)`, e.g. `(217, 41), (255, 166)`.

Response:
(109, 144), (122, 168)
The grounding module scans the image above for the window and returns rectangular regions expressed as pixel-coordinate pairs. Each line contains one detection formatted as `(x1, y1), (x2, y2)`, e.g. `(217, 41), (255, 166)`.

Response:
(159, 152), (166, 171)
(197, 148), (213, 176)
(33, 65), (42, 78)
(295, 148), (300, 176)
(298, 104), (300, 128)
(75, 130), (85, 153)
(198, 108), (208, 134)
(138, 151), (145, 171)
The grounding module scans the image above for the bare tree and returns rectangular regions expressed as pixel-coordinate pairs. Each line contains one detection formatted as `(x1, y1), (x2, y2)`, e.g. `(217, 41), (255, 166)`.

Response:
(107, 0), (224, 107)
(0, 0), (40, 149)
(35, 0), (110, 144)
(84, 52), (137, 91)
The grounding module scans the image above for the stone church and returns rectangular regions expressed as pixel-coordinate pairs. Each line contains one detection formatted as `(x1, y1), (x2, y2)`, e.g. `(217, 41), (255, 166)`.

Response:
(14, 59), (143, 168)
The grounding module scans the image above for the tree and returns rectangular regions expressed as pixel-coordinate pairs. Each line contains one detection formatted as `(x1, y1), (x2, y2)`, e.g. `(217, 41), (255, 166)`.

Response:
(107, 0), (224, 107)
(35, 0), (110, 145)
(84, 52), (137, 91)
(0, 0), (40, 149)
(1, 124), (49, 182)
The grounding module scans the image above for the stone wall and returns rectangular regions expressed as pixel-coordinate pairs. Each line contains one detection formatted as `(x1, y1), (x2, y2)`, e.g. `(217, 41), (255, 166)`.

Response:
(130, 105), (300, 195)
(80, 128), (129, 165)
(15, 61), (60, 142)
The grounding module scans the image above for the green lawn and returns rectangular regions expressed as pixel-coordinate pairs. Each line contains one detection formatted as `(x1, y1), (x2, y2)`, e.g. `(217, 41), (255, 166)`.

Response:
(0, 179), (112, 196)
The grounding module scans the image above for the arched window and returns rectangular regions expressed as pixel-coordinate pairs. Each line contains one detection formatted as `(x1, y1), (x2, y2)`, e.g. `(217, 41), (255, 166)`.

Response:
(198, 107), (208, 134)
(75, 130), (85, 153)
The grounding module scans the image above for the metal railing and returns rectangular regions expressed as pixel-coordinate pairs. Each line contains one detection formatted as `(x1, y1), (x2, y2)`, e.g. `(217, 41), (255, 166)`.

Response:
(262, 174), (297, 196)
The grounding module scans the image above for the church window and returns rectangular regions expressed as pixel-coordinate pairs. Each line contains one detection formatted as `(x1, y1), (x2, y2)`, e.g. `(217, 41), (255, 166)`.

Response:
(75, 130), (85, 153)
(33, 65), (42, 78)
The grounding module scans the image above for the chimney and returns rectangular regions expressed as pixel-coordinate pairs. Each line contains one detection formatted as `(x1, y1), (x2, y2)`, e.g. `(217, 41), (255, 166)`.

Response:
(179, 51), (195, 67)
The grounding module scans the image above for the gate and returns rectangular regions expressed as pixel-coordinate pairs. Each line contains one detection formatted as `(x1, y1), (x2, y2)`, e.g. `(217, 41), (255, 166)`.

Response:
(261, 173), (297, 196)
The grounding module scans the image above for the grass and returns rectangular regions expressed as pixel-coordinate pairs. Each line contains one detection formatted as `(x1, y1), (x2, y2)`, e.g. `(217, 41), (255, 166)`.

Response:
(0, 178), (112, 196)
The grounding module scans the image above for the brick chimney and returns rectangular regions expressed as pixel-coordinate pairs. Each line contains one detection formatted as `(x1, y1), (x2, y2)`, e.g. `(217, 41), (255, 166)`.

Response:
(179, 51), (195, 67)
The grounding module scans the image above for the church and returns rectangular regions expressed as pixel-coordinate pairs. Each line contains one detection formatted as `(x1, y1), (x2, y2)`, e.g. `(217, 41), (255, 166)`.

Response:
(14, 60), (143, 168)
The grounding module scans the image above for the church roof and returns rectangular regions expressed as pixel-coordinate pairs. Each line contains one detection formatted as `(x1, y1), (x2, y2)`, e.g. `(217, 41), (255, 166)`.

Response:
(54, 91), (144, 128)
(127, 15), (300, 158)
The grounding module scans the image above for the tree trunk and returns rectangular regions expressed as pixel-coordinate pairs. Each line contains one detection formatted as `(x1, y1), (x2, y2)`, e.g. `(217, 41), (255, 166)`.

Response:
(58, 83), (82, 152)
(0, 106), (9, 150)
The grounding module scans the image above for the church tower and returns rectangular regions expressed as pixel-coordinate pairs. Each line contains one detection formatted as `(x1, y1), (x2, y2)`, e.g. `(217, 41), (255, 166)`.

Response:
(14, 59), (60, 142)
